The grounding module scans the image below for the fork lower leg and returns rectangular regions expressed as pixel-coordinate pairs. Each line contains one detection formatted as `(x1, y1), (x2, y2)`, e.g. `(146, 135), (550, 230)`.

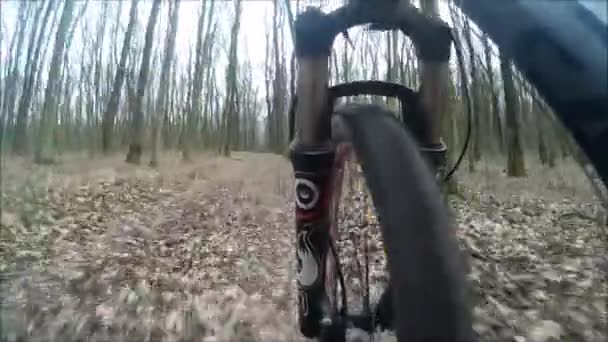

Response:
(289, 144), (336, 338)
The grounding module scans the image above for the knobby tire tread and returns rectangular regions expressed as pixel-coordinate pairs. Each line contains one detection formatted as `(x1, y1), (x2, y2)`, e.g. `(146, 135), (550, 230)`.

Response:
(334, 103), (473, 342)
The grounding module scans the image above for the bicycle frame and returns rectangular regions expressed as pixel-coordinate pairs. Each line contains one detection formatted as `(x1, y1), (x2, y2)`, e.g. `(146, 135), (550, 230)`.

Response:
(288, 1), (453, 338)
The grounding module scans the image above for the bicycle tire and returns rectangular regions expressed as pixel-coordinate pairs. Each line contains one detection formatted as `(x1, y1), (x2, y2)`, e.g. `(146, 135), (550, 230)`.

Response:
(332, 102), (473, 341)
(325, 142), (352, 309)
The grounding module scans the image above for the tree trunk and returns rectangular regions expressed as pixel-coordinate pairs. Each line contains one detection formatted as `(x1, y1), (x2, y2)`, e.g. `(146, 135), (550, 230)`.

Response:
(164, 58), (178, 149)
(182, 0), (211, 161)
(482, 33), (503, 154)
(199, 20), (217, 148)
(530, 89), (556, 168)
(33, 0), (62, 100)
(14, 1), (54, 155)
(268, 0), (287, 153)
(284, 0), (298, 127)
(264, 28), (273, 150)
(85, 1), (106, 156)
(150, 0), (180, 167)
(536, 108), (549, 166)
(500, 50), (527, 177)
(102, 0), (139, 153)
(34, 0), (75, 163)
(461, 14), (481, 171)
(221, 0), (243, 156)
(126, 0), (162, 164)
(2, 2), (29, 151)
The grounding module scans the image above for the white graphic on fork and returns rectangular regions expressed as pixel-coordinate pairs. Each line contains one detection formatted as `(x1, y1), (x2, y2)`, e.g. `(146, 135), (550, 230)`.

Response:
(296, 229), (319, 288)
(295, 178), (320, 210)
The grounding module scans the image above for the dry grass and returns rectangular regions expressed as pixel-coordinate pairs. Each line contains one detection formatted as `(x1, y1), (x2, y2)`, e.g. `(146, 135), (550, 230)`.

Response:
(459, 157), (601, 202)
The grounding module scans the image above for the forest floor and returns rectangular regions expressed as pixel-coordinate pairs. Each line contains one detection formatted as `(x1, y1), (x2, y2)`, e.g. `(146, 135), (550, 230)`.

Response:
(0, 152), (606, 342)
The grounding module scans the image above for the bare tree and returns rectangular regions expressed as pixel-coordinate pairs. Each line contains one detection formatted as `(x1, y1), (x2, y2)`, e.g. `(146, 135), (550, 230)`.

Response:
(500, 50), (526, 177)
(482, 33), (503, 154)
(239, 61), (259, 150)
(125, 0), (162, 164)
(199, 17), (218, 148)
(82, 0), (107, 155)
(14, 0), (55, 155)
(34, 0), (76, 163)
(221, 0), (243, 156)
(182, 0), (215, 161)
(1, 2), (30, 150)
(521, 84), (556, 168)
(266, 0), (287, 153)
(33, 1), (62, 101)
(264, 24), (273, 149)
(102, 0), (139, 153)
(150, 0), (181, 167)
(57, 2), (84, 151)
(461, 14), (482, 170)
(284, 0), (299, 116)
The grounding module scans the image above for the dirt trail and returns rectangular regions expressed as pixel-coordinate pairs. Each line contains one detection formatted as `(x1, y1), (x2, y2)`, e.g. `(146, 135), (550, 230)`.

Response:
(1, 152), (606, 342)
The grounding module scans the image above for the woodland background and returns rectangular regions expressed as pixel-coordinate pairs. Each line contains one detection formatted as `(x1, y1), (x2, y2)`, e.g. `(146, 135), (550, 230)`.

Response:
(0, 1), (606, 341)
(0, 0), (589, 170)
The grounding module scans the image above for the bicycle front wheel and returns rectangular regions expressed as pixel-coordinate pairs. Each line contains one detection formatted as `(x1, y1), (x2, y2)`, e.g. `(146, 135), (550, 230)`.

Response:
(332, 103), (473, 341)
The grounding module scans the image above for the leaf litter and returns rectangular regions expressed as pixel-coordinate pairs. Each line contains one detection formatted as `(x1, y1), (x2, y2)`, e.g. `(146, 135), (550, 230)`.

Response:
(0, 153), (606, 341)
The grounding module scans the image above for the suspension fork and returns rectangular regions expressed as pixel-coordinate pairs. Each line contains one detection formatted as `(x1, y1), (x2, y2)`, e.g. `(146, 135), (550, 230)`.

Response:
(288, 4), (455, 336)
(411, 20), (452, 178)
(288, 8), (339, 339)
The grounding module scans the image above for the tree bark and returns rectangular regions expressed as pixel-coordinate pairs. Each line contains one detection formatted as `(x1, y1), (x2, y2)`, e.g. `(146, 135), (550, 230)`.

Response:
(182, 0), (211, 161)
(102, 0), (139, 153)
(269, 0), (287, 153)
(500, 50), (527, 177)
(264, 27), (273, 149)
(85, 0), (105, 156)
(14, 0), (54, 155)
(221, 0), (243, 156)
(199, 20), (217, 148)
(1, 2), (29, 151)
(482, 33), (503, 154)
(34, 0), (75, 163)
(126, 0), (162, 164)
(150, 0), (181, 167)
(462, 14), (481, 171)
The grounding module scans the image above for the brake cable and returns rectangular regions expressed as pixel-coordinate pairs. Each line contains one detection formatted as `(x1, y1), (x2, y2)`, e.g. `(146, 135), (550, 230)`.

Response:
(442, 28), (472, 182)
(329, 235), (348, 316)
